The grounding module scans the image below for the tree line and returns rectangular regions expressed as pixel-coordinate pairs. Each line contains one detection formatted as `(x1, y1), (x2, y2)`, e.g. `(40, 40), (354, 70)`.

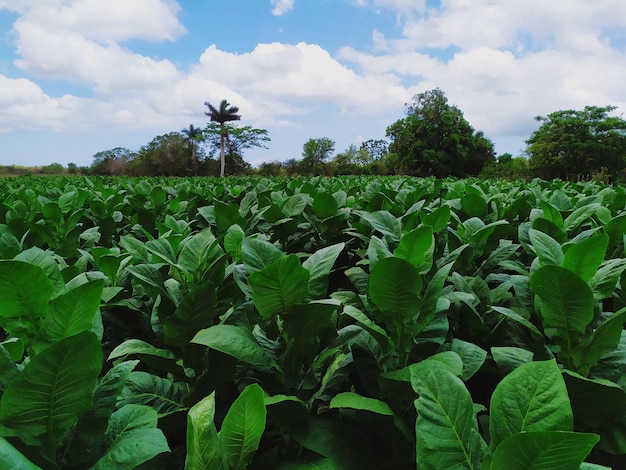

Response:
(44, 90), (626, 182)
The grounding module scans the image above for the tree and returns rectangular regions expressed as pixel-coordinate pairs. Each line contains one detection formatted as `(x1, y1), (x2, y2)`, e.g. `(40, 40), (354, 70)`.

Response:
(181, 124), (204, 176)
(203, 124), (270, 176)
(131, 132), (192, 176)
(300, 137), (335, 175)
(90, 147), (135, 175)
(386, 88), (495, 177)
(526, 105), (626, 180)
(204, 99), (241, 177)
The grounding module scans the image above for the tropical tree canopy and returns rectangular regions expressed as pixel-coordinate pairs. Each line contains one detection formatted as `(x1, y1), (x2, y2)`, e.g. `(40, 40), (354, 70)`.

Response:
(526, 105), (626, 180)
(181, 124), (204, 176)
(204, 99), (241, 177)
(386, 88), (495, 177)
(300, 137), (335, 175)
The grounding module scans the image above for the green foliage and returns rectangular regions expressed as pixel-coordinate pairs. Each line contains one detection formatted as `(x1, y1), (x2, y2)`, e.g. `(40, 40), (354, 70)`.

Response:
(0, 175), (625, 468)
(386, 88), (496, 177)
(527, 105), (626, 180)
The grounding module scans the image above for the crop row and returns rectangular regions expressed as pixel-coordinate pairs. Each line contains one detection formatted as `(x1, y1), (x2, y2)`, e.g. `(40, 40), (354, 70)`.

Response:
(0, 175), (625, 469)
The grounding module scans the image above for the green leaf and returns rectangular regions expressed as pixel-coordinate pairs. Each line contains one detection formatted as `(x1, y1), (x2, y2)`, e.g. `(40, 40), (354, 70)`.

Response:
(489, 431), (599, 470)
(0, 436), (41, 469)
(414, 262), (454, 334)
(282, 194), (307, 217)
(0, 332), (102, 450)
(330, 392), (392, 416)
(91, 404), (170, 470)
(36, 279), (104, 349)
(312, 191), (339, 218)
(421, 205), (451, 233)
(145, 238), (177, 265)
(450, 339), (487, 381)
(369, 257), (420, 322)
(381, 351), (463, 382)
(490, 347), (533, 376)
(0, 260), (53, 335)
(241, 237), (283, 274)
(178, 228), (220, 275)
(529, 228), (563, 266)
(185, 392), (225, 470)
(66, 360), (140, 466)
(393, 225), (434, 273)
(562, 234), (608, 282)
(192, 325), (277, 369)
(530, 265), (594, 348)
(359, 210), (402, 243)
(108, 339), (176, 361)
(117, 372), (186, 416)
(572, 308), (626, 372)
(489, 359), (573, 450)
(302, 243), (344, 299)
(412, 368), (486, 470)
(248, 255), (310, 319)
(224, 224), (245, 262)
(220, 383), (267, 470)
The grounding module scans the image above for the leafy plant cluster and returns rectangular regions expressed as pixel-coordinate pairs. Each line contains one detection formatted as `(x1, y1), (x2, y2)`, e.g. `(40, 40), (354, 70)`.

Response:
(0, 175), (625, 469)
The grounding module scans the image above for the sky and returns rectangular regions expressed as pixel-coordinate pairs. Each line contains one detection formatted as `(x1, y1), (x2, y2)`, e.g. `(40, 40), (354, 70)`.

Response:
(1, 0), (626, 168)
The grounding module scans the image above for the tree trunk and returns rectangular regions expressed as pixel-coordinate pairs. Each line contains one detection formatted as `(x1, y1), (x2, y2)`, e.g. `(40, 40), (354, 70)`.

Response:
(220, 132), (225, 178)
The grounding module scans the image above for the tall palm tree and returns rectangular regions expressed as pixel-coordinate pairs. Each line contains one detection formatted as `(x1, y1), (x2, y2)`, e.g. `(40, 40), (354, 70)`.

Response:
(181, 124), (203, 176)
(204, 99), (241, 177)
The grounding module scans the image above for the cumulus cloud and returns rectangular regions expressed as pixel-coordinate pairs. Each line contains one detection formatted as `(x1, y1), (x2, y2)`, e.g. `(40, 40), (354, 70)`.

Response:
(270, 0), (295, 16)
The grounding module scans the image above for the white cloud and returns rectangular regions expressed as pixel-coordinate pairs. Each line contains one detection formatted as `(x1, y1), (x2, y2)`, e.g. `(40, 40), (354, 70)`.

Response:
(0, 75), (105, 132)
(270, 0), (295, 16)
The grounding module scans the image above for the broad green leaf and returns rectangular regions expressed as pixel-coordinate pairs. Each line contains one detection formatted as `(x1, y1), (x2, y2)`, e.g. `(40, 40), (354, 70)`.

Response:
(491, 347), (533, 376)
(562, 234), (608, 282)
(282, 194), (307, 217)
(412, 368), (486, 470)
(248, 255), (310, 319)
(119, 235), (148, 263)
(215, 200), (247, 231)
(530, 265), (594, 346)
(0, 260), (53, 335)
(91, 404), (170, 470)
(224, 224), (245, 262)
(36, 279), (104, 349)
(0, 332), (102, 448)
(414, 262), (454, 334)
(0, 436), (41, 469)
(564, 203), (602, 232)
(450, 339), (487, 381)
(369, 257), (420, 322)
(491, 306), (542, 337)
(289, 418), (374, 469)
(178, 228), (220, 273)
(571, 308), (626, 372)
(359, 210), (402, 242)
(490, 431), (599, 470)
(312, 191), (339, 218)
(381, 351), (463, 382)
(163, 280), (218, 346)
(241, 237), (283, 274)
(489, 359), (573, 450)
(330, 392), (392, 415)
(529, 228), (563, 266)
(421, 205), (451, 233)
(220, 383), (267, 470)
(13, 247), (65, 294)
(117, 372), (186, 416)
(108, 339), (176, 361)
(302, 243), (344, 299)
(185, 392), (225, 470)
(145, 238), (177, 265)
(192, 325), (277, 369)
(393, 225), (434, 273)
(66, 360), (140, 466)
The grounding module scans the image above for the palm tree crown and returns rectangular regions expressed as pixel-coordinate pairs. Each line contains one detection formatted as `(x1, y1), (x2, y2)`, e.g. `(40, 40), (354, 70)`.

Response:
(204, 99), (241, 177)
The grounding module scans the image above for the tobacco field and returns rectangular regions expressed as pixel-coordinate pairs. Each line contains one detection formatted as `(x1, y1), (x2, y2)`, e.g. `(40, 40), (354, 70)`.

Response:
(0, 175), (625, 469)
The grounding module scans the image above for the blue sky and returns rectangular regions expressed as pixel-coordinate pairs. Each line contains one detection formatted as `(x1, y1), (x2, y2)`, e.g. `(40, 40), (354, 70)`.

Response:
(1, 0), (626, 168)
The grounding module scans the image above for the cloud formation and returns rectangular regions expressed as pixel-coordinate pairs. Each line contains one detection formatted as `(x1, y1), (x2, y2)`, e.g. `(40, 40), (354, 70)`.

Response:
(1, 0), (626, 163)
